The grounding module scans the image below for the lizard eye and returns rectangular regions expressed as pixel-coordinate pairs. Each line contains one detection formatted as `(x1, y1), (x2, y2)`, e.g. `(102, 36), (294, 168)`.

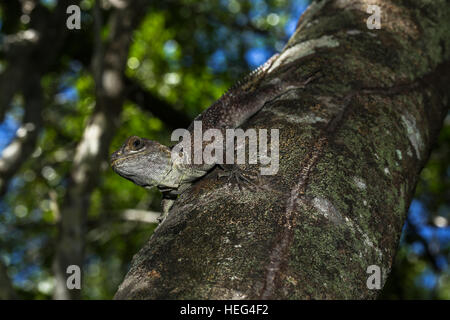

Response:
(130, 137), (144, 151)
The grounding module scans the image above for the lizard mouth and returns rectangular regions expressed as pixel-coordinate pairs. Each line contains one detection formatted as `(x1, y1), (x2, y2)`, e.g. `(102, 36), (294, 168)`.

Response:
(110, 150), (151, 168)
(110, 156), (127, 168)
(110, 156), (125, 168)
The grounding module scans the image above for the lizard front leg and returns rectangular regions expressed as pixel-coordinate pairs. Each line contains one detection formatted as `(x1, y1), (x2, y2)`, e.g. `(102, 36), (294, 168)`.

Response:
(217, 164), (266, 191)
(159, 198), (175, 223)
(158, 188), (179, 223)
(158, 182), (193, 223)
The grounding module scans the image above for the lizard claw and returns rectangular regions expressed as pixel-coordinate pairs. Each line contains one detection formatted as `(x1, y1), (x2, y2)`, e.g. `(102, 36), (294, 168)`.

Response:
(217, 165), (266, 192)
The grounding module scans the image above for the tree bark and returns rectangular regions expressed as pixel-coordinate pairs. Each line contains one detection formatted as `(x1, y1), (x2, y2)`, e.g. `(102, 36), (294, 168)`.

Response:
(114, 0), (450, 299)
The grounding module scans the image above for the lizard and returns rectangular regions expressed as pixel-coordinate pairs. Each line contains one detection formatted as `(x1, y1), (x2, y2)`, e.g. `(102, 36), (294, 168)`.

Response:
(110, 53), (319, 222)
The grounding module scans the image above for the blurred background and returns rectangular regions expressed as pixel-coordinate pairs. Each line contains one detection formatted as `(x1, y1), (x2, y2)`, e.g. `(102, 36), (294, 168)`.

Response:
(0, 0), (448, 299)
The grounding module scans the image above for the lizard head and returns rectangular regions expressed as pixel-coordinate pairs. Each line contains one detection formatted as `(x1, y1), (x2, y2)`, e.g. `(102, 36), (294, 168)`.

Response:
(110, 136), (175, 189)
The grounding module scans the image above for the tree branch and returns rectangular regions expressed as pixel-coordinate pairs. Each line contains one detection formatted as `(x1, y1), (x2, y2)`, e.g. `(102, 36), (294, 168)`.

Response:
(121, 209), (161, 224)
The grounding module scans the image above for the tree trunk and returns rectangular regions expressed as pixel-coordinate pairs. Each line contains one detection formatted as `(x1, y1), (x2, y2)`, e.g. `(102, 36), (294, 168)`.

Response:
(115, 0), (449, 299)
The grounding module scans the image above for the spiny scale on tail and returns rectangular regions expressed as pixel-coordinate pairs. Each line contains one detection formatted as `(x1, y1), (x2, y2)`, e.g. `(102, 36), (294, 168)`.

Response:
(187, 53), (280, 132)
(223, 53), (279, 95)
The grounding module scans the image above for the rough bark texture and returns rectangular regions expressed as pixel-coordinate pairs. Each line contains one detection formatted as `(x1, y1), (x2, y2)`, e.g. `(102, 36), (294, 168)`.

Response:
(115, 0), (450, 299)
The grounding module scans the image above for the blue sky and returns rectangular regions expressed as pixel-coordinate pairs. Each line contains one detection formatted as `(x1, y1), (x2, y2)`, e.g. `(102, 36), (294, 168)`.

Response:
(0, 115), (19, 151)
